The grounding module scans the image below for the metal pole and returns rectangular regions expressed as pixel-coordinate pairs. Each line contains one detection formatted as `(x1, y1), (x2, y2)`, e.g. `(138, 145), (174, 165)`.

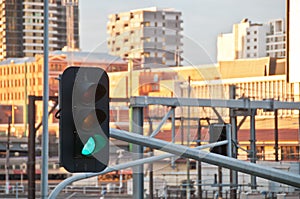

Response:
(171, 107), (176, 168)
(250, 109), (257, 189)
(186, 76), (191, 199)
(197, 119), (202, 199)
(148, 118), (154, 199)
(274, 109), (279, 161)
(110, 128), (300, 188)
(42, 0), (49, 198)
(131, 106), (144, 199)
(5, 116), (11, 194)
(24, 62), (28, 137)
(48, 132), (227, 199)
(28, 96), (36, 199)
(229, 85), (238, 199)
(180, 117), (184, 145)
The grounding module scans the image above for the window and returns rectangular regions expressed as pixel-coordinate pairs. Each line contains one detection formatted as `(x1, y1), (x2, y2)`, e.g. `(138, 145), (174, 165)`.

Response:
(254, 45), (257, 49)
(247, 46), (250, 50)
(254, 38), (257, 42)
(281, 146), (300, 160)
(254, 31), (257, 34)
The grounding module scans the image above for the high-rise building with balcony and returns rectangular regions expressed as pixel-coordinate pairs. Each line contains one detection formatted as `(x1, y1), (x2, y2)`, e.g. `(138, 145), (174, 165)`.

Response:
(266, 19), (286, 58)
(107, 7), (183, 68)
(217, 18), (286, 62)
(0, 0), (79, 61)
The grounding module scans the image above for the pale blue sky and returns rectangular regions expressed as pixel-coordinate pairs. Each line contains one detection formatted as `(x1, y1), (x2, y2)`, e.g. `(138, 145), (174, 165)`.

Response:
(79, 0), (285, 64)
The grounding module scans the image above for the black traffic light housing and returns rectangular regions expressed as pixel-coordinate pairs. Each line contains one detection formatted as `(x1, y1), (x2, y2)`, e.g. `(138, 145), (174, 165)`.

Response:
(209, 123), (227, 156)
(59, 66), (109, 172)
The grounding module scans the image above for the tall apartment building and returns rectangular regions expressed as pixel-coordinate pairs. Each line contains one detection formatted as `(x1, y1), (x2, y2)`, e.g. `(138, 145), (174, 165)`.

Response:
(107, 7), (183, 68)
(266, 19), (286, 58)
(217, 18), (286, 62)
(0, 0), (79, 61)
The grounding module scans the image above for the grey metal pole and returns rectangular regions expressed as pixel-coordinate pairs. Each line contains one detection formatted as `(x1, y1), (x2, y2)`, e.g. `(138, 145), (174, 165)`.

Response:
(250, 109), (257, 189)
(229, 85), (238, 199)
(131, 106), (144, 199)
(42, 0), (49, 198)
(110, 128), (300, 188)
(148, 118), (154, 199)
(197, 119), (202, 199)
(48, 131), (227, 199)
(171, 107), (176, 168)
(186, 76), (191, 199)
(274, 109), (279, 161)
(28, 96), (36, 199)
(5, 116), (11, 194)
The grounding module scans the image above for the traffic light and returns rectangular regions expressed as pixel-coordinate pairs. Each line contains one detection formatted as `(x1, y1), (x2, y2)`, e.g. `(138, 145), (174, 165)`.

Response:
(209, 123), (227, 156)
(59, 66), (109, 172)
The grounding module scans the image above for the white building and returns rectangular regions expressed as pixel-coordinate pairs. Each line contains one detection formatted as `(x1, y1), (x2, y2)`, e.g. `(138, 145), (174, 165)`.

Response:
(266, 19), (286, 58)
(107, 7), (183, 68)
(217, 18), (286, 62)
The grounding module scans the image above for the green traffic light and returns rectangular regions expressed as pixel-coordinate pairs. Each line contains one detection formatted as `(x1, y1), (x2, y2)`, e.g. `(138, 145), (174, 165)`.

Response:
(81, 134), (107, 156)
(82, 137), (96, 156)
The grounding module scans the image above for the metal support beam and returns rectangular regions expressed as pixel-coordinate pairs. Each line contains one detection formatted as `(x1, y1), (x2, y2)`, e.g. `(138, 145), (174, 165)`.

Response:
(147, 118), (154, 199)
(197, 120), (202, 199)
(5, 116), (11, 194)
(130, 96), (300, 110)
(229, 85), (238, 199)
(150, 107), (173, 137)
(28, 96), (36, 199)
(48, 138), (228, 199)
(27, 95), (58, 199)
(274, 109), (279, 161)
(237, 116), (247, 131)
(171, 107), (176, 168)
(250, 109), (257, 189)
(111, 128), (300, 188)
(212, 107), (225, 124)
(130, 106), (144, 199)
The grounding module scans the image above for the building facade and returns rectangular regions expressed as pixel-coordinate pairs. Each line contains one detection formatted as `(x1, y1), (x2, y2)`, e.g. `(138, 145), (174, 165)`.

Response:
(0, 0), (79, 61)
(107, 7), (183, 68)
(266, 19), (286, 58)
(0, 51), (126, 137)
(217, 18), (286, 61)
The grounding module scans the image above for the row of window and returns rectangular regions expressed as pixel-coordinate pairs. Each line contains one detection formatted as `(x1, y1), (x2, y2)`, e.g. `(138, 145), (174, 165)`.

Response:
(266, 44), (286, 50)
(246, 45), (257, 50)
(247, 30), (257, 35)
(0, 77), (42, 88)
(0, 64), (42, 75)
(247, 37), (286, 44)
(113, 12), (180, 22)
(0, 92), (26, 101)
(266, 51), (285, 57)
(253, 146), (300, 161)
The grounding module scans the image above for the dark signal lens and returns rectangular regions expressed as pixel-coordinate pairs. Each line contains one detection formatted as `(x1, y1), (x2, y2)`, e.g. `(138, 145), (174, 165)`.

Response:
(82, 84), (107, 105)
(81, 109), (107, 131)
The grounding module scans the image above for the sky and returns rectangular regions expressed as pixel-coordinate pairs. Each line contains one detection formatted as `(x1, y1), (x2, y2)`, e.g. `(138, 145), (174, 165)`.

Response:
(78, 0), (285, 64)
